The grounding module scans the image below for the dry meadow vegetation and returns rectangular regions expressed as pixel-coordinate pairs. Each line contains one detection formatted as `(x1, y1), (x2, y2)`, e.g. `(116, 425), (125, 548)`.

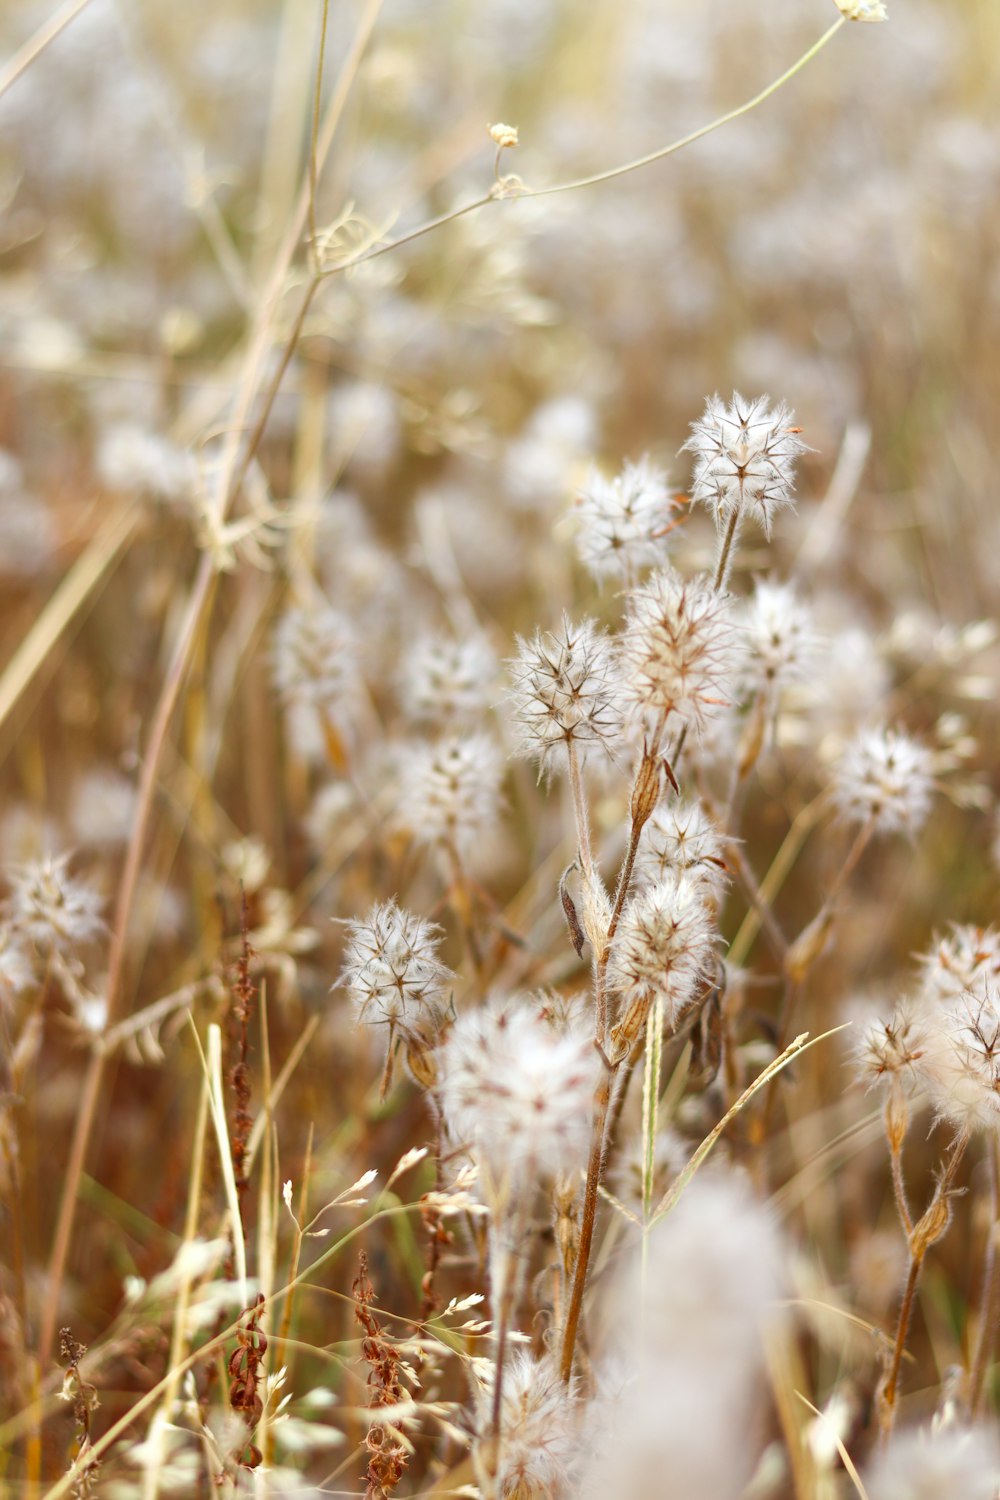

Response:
(1, 0), (1000, 1495)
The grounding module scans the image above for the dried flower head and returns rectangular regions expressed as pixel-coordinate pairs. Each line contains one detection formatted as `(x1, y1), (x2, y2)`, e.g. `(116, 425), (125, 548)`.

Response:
(607, 873), (717, 1032)
(397, 733), (504, 859)
(832, 726), (935, 836)
(0, 926), (34, 1002)
(400, 632), (497, 727)
(682, 392), (808, 538)
(742, 579), (816, 696)
(919, 926), (1000, 1006)
(489, 122), (519, 149)
(633, 800), (730, 902)
(477, 1353), (576, 1500)
(507, 615), (623, 775)
(864, 1425), (1000, 1500)
(855, 999), (931, 1093)
(5, 855), (104, 957)
(574, 456), (681, 582)
(338, 900), (452, 1030)
(835, 0), (888, 21)
(438, 996), (597, 1182)
(272, 605), (361, 715)
(620, 568), (741, 741)
(918, 973), (1000, 1133)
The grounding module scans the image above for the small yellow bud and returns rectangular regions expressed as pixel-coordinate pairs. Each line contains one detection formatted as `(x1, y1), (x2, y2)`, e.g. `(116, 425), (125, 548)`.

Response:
(489, 122), (519, 149)
(834, 0), (888, 20)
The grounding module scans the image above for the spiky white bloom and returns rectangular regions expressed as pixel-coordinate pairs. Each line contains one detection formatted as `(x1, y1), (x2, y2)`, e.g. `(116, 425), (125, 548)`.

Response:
(832, 726), (935, 835)
(742, 579), (816, 696)
(507, 615), (623, 775)
(682, 392), (808, 538)
(97, 424), (198, 508)
(400, 632), (497, 727)
(581, 1172), (786, 1500)
(438, 996), (597, 1181)
(397, 733), (503, 858)
(919, 926), (1000, 1006)
(272, 605), (362, 717)
(574, 456), (680, 581)
(835, 0), (888, 21)
(620, 568), (742, 740)
(917, 973), (1000, 1133)
(607, 873), (717, 1028)
(338, 900), (452, 1029)
(477, 1353), (577, 1500)
(69, 769), (137, 848)
(5, 855), (104, 956)
(864, 1425), (1000, 1500)
(854, 999), (932, 1094)
(632, 800), (729, 902)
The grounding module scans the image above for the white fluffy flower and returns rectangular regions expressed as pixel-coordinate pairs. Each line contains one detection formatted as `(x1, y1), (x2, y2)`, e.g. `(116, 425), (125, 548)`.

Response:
(400, 632), (497, 727)
(835, 0), (888, 21)
(5, 854), (105, 956)
(397, 733), (503, 858)
(917, 973), (1000, 1133)
(854, 999), (932, 1094)
(865, 1425), (1000, 1500)
(919, 926), (1000, 1006)
(742, 579), (816, 696)
(338, 900), (452, 1029)
(272, 605), (362, 718)
(574, 456), (680, 581)
(438, 996), (597, 1181)
(477, 1354), (577, 1500)
(620, 568), (742, 740)
(607, 874), (717, 1029)
(633, 800), (729, 902)
(507, 615), (623, 774)
(832, 726), (935, 835)
(97, 424), (198, 508)
(682, 392), (808, 538)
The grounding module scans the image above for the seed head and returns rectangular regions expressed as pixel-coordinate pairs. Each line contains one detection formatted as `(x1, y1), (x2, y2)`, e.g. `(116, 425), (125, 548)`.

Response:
(5, 854), (104, 957)
(272, 605), (361, 718)
(477, 1353), (576, 1500)
(337, 900), (452, 1030)
(438, 996), (597, 1182)
(574, 456), (681, 582)
(607, 874), (717, 1031)
(507, 615), (623, 775)
(620, 568), (742, 741)
(855, 999), (931, 1093)
(682, 392), (808, 539)
(918, 973), (1000, 1134)
(742, 579), (816, 696)
(864, 1425), (1000, 1500)
(397, 733), (503, 859)
(400, 631), (497, 727)
(832, 726), (935, 836)
(835, 0), (888, 21)
(633, 800), (729, 902)
(919, 926), (1000, 1006)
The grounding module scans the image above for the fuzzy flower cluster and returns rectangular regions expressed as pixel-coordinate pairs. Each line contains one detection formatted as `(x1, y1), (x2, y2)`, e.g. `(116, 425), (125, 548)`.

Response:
(4, 854), (104, 959)
(620, 568), (741, 740)
(400, 632), (497, 727)
(607, 873), (718, 1037)
(507, 615), (623, 775)
(338, 900), (452, 1029)
(397, 733), (504, 859)
(864, 1425), (1000, 1500)
(438, 996), (597, 1181)
(573, 456), (680, 582)
(683, 393), (808, 538)
(833, 726), (935, 836)
(742, 579), (816, 697)
(272, 605), (361, 718)
(632, 800), (729, 903)
(477, 1353), (576, 1500)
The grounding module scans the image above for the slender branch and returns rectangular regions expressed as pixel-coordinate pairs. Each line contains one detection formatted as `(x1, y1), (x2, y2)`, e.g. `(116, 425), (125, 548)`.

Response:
(559, 1062), (614, 1382)
(566, 740), (596, 885)
(712, 507), (743, 593)
(307, 0), (332, 258)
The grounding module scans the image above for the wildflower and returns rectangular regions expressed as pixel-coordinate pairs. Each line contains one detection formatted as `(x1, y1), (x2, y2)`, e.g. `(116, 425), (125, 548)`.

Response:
(272, 605), (361, 716)
(438, 996), (597, 1182)
(742, 579), (816, 697)
(0, 926), (34, 1000)
(864, 1425), (1000, 1500)
(917, 973), (1000, 1134)
(338, 900), (452, 1030)
(835, 0), (888, 21)
(400, 631), (497, 727)
(574, 456), (680, 583)
(507, 615), (623, 775)
(855, 999), (931, 1094)
(476, 1353), (576, 1500)
(632, 800), (729, 902)
(620, 567), (741, 741)
(489, 122), (519, 149)
(607, 873), (717, 1036)
(97, 424), (198, 508)
(682, 392), (808, 539)
(5, 855), (104, 956)
(919, 926), (1000, 1005)
(832, 726), (935, 836)
(69, 769), (137, 848)
(397, 733), (504, 859)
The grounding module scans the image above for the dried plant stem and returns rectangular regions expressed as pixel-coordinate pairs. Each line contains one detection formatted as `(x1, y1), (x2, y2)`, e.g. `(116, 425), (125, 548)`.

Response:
(566, 740), (595, 884)
(559, 1061), (614, 1382)
(879, 1127), (970, 1437)
(969, 1138), (1000, 1415)
(712, 507), (742, 593)
(0, 0), (95, 100)
(889, 1131), (912, 1239)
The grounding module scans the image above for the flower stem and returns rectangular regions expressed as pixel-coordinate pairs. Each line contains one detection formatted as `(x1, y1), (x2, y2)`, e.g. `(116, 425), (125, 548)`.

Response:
(559, 1061), (614, 1382)
(712, 507), (742, 592)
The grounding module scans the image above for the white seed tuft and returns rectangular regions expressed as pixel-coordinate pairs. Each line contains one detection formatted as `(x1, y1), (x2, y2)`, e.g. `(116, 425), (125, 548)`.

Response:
(683, 392), (808, 539)
(832, 726), (935, 836)
(507, 614), (623, 775)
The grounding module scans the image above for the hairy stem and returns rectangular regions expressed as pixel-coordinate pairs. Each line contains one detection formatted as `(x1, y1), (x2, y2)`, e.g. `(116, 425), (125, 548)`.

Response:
(560, 1061), (614, 1382)
(712, 507), (742, 592)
